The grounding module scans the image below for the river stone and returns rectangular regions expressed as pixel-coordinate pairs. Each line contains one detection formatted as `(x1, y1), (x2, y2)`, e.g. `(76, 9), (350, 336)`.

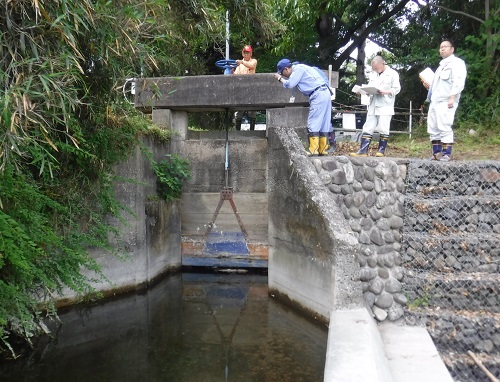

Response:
(373, 306), (388, 322)
(393, 293), (407, 305)
(311, 158), (322, 173)
(350, 220), (362, 232)
(383, 231), (395, 243)
(360, 218), (373, 231)
(364, 291), (376, 307)
(362, 180), (375, 191)
(354, 166), (365, 182)
(341, 184), (353, 195)
(388, 304), (404, 321)
(322, 159), (339, 171)
(357, 252), (367, 266)
(475, 339), (494, 353)
(374, 178), (385, 194)
(378, 267), (390, 279)
(335, 155), (349, 163)
(375, 292), (394, 308)
(398, 164), (406, 179)
(365, 191), (377, 207)
(376, 192), (392, 209)
(349, 206), (362, 218)
(353, 192), (366, 207)
(385, 278), (402, 293)
(369, 278), (384, 294)
(370, 228), (385, 246)
(382, 205), (394, 218)
(369, 208), (382, 221)
(367, 254), (378, 268)
(328, 184), (342, 194)
(378, 245), (393, 255)
(375, 162), (391, 180)
(319, 172), (332, 185)
(376, 218), (390, 231)
(492, 333), (500, 347)
(365, 159), (379, 168)
(394, 201), (405, 216)
(364, 166), (375, 181)
(331, 169), (346, 184)
(343, 194), (354, 208)
(359, 231), (371, 245)
(396, 179), (405, 192)
(360, 205), (369, 219)
(339, 161), (355, 183)
(389, 216), (404, 229)
(391, 266), (404, 281)
(360, 267), (378, 281)
(352, 181), (363, 191)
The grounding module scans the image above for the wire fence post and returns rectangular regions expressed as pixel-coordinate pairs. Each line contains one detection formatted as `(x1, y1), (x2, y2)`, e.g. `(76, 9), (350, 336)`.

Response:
(409, 100), (412, 140)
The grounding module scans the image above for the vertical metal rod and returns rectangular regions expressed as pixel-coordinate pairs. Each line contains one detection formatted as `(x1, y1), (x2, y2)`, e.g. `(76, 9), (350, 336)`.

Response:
(225, 10), (230, 60)
(225, 109), (229, 188)
(409, 100), (413, 140)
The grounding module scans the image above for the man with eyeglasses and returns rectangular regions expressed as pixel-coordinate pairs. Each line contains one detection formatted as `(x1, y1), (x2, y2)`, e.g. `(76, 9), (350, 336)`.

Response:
(422, 40), (467, 161)
(274, 58), (333, 156)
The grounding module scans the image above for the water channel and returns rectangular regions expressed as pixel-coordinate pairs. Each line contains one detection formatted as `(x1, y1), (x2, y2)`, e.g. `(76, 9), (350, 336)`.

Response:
(2, 271), (328, 382)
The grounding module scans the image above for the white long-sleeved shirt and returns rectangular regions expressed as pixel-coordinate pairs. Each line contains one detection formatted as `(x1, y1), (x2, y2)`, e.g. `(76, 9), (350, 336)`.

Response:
(430, 54), (467, 103)
(366, 66), (401, 116)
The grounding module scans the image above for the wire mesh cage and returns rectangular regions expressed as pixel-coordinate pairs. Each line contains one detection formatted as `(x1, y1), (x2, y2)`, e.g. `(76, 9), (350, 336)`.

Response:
(402, 160), (500, 382)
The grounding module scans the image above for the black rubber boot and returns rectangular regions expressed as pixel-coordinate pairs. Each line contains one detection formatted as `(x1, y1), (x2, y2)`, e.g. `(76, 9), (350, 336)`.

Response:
(235, 119), (242, 131)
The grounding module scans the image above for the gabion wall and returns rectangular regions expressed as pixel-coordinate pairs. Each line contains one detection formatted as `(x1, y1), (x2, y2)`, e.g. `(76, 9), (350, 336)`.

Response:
(403, 160), (499, 382)
(311, 156), (500, 382)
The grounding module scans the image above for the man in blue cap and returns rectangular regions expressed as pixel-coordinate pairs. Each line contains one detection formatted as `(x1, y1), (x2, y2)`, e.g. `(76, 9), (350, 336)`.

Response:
(274, 58), (332, 156)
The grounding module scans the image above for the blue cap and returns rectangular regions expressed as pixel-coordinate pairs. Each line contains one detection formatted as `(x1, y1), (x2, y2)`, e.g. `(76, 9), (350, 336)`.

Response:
(277, 58), (292, 74)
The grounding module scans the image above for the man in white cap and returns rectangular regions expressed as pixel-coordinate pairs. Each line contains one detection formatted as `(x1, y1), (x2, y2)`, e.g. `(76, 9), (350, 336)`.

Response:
(274, 58), (332, 156)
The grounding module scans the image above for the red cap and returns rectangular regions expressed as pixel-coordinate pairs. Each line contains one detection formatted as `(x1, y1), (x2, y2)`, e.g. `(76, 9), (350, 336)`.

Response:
(242, 45), (252, 53)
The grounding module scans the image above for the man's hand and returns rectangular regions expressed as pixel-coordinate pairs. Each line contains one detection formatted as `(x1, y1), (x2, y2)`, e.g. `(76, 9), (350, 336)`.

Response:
(448, 95), (455, 108)
(421, 79), (430, 90)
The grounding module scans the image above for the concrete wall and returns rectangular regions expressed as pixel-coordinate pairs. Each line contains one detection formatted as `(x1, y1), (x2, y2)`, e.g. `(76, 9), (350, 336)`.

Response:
(57, 136), (182, 305)
(266, 107), (364, 320)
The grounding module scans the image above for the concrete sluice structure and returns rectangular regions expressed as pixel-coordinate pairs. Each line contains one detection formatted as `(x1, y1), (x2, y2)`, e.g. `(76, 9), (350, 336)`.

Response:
(53, 74), (454, 381)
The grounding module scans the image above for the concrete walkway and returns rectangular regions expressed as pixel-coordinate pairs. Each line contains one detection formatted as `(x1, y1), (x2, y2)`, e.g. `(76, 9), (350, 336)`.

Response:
(324, 308), (454, 382)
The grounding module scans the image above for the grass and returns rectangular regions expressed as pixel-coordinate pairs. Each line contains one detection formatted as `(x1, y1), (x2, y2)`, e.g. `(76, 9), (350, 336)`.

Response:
(333, 122), (500, 161)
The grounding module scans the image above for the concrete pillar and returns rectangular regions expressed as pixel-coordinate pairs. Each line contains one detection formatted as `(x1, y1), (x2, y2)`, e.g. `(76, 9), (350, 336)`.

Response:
(152, 109), (188, 155)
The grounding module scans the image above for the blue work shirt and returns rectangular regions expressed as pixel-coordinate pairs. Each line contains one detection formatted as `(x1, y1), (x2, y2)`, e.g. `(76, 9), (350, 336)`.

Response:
(281, 64), (327, 96)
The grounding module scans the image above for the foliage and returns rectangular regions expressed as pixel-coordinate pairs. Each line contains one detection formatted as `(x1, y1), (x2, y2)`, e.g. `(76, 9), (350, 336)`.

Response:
(153, 155), (191, 202)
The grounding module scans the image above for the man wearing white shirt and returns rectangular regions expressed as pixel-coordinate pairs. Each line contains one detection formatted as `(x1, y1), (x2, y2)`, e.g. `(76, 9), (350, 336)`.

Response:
(422, 40), (467, 161)
(350, 56), (401, 157)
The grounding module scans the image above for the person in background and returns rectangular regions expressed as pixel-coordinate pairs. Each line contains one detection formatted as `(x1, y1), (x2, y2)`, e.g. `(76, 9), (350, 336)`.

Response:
(422, 39), (467, 161)
(274, 58), (332, 156)
(233, 45), (258, 130)
(350, 56), (400, 157)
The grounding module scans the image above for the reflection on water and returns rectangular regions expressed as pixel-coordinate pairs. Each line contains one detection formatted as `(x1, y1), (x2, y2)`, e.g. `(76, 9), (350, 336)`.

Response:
(1, 272), (327, 382)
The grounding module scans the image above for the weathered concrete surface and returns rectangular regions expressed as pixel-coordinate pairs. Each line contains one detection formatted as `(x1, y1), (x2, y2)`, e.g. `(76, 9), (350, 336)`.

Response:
(154, 112), (271, 267)
(135, 73), (313, 112)
(267, 107), (364, 319)
(324, 311), (454, 382)
(379, 323), (454, 382)
(56, 136), (182, 305)
(182, 132), (268, 193)
(324, 308), (393, 382)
